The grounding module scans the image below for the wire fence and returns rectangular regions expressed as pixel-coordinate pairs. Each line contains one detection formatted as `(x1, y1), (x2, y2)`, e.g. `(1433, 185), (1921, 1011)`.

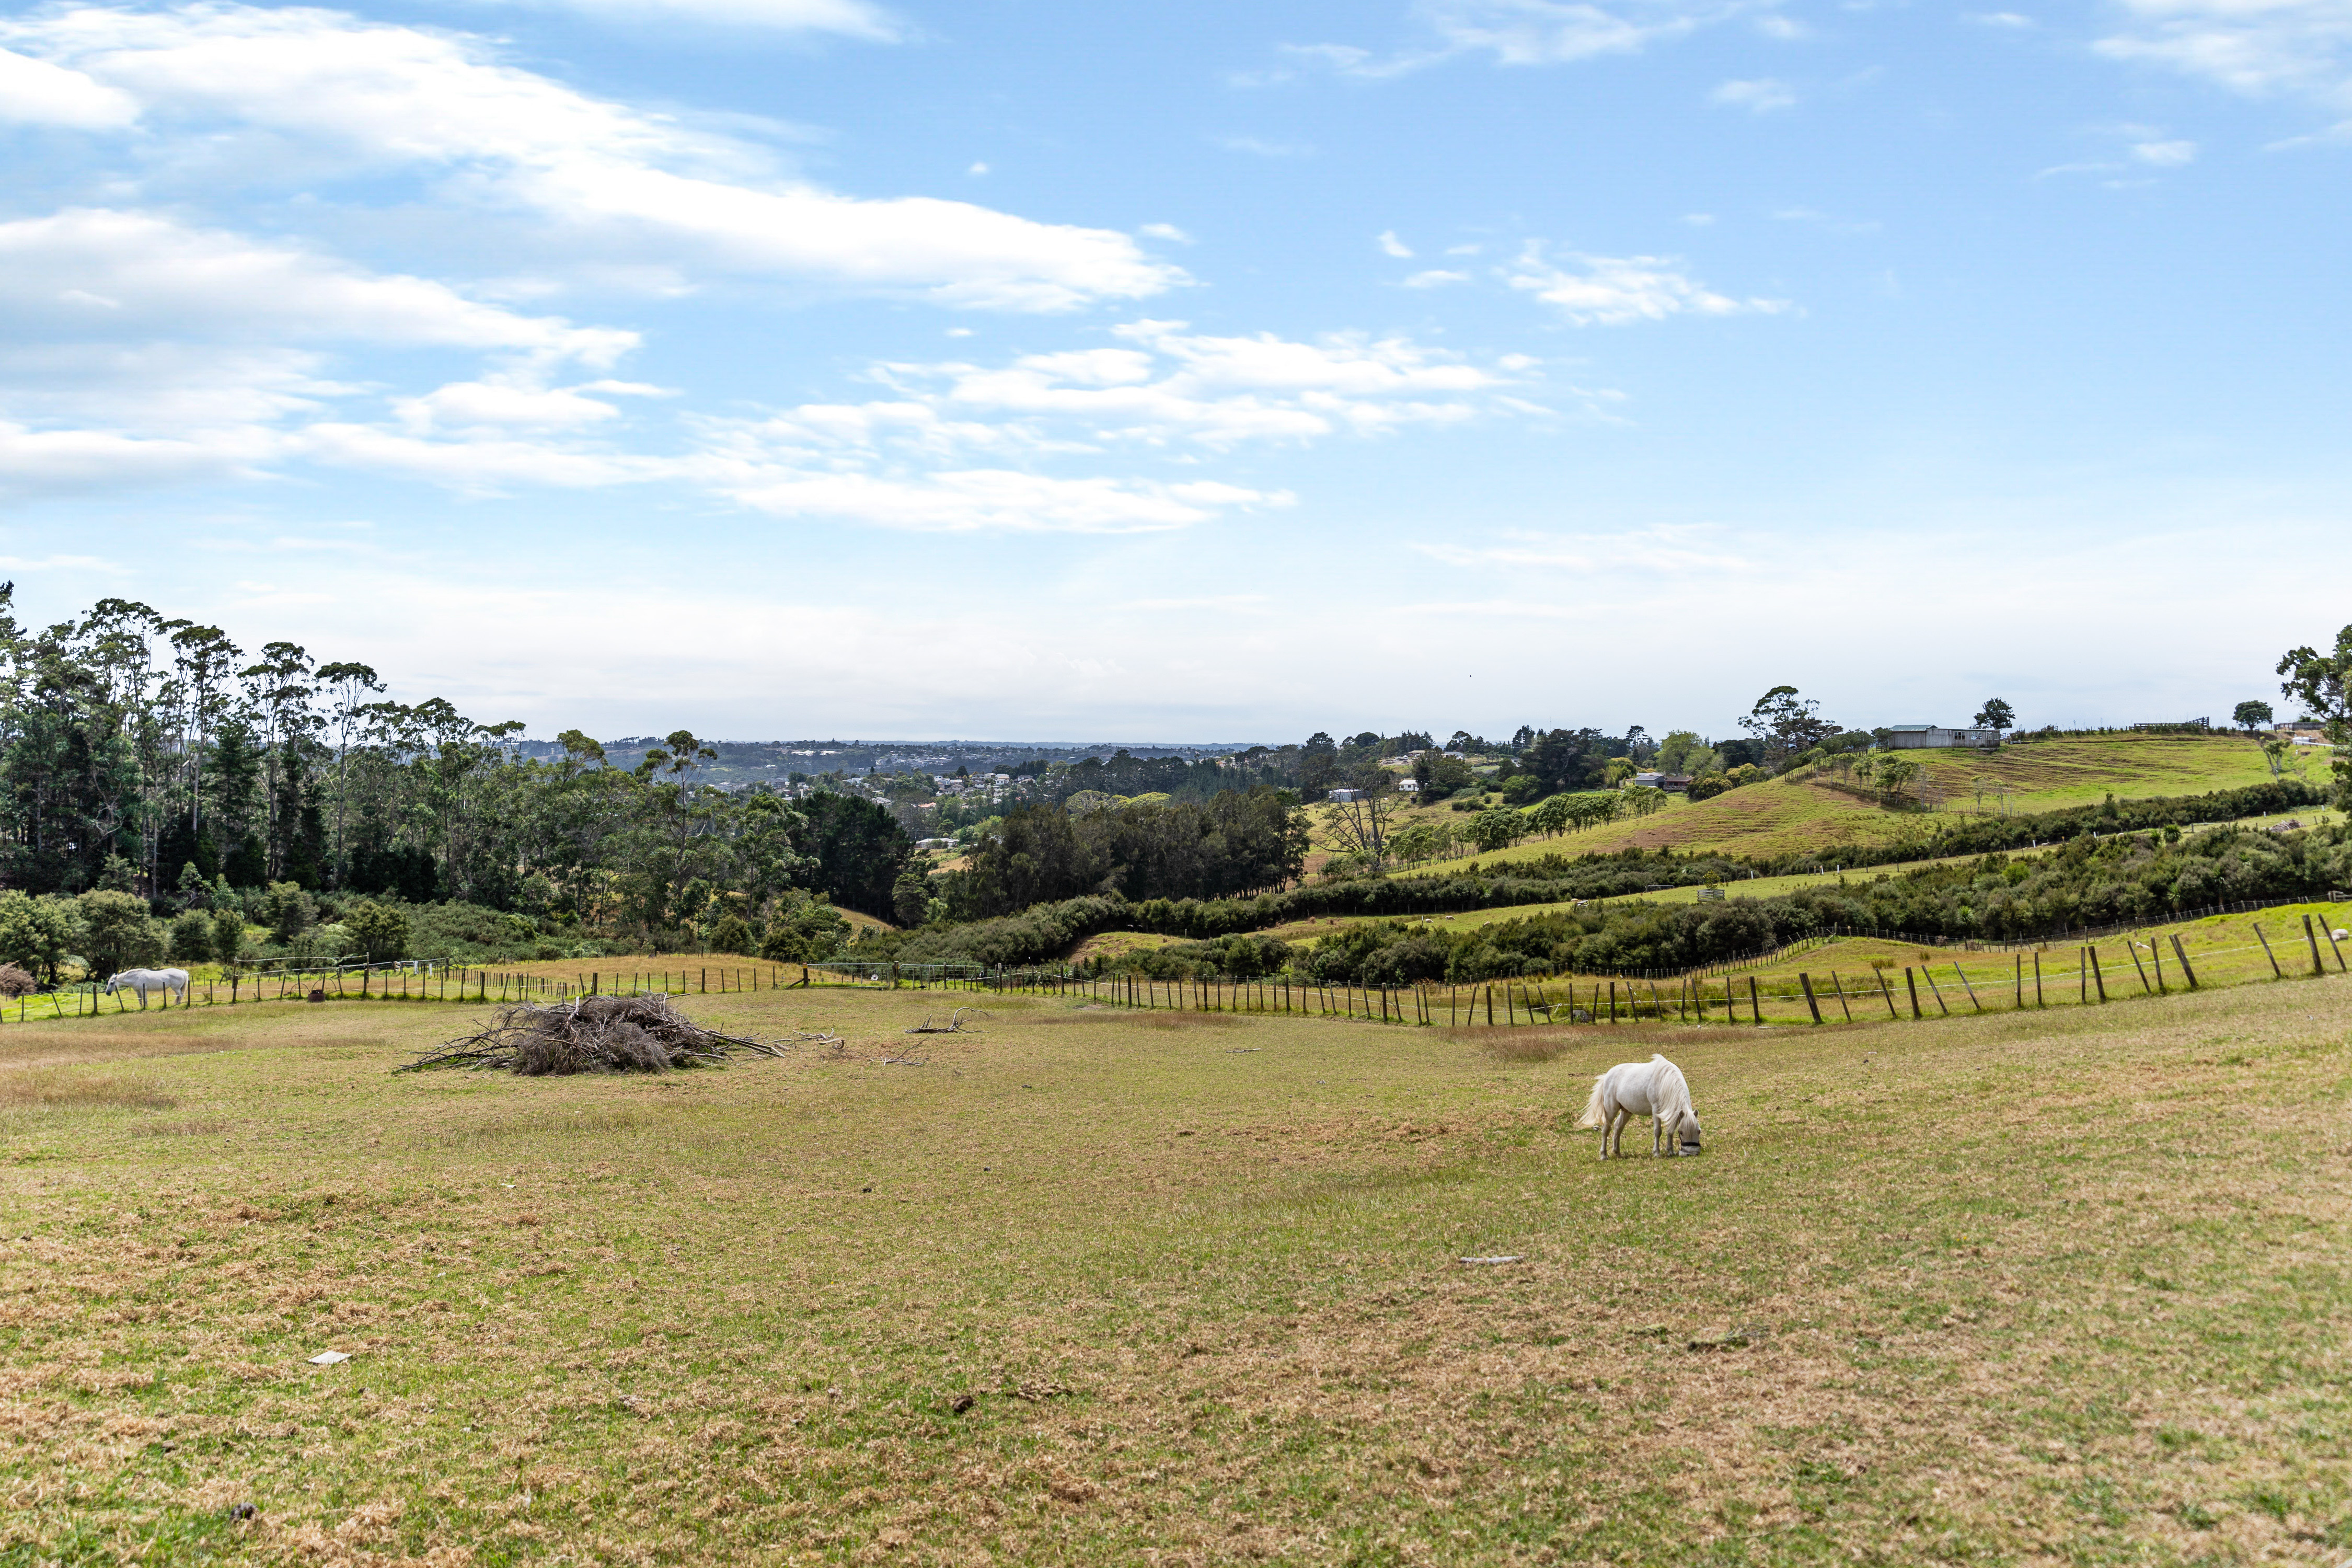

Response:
(13, 899), (2350, 1031)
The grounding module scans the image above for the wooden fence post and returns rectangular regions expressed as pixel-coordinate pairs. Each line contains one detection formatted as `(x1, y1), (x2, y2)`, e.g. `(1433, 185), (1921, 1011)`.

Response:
(2088, 946), (2108, 1001)
(1904, 968), (1923, 1019)
(2304, 915), (2327, 976)
(1920, 967), (1951, 1016)
(2033, 950), (2044, 1008)
(1829, 971), (1853, 1022)
(1798, 973), (1823, 1024)
(1952, 963), (1982, 1012)
(2324, 922), (2348, 973)
(2254, 923), (2283, 979)
(2126, 941), (2154, 995)
(2170, 933), (2200, 989)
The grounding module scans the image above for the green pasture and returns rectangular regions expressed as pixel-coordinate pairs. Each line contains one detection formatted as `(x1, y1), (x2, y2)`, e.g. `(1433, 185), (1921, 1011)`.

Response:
(1358, 734), (2303, 874)
(5, 970), (2351, 1563)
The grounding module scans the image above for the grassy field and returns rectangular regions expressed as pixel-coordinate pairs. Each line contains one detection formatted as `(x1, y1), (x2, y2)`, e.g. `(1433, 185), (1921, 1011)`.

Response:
(1351, 734), (2301, 874)
(6, 966), (2351, 1564)
(1257, 811), (2345, 958)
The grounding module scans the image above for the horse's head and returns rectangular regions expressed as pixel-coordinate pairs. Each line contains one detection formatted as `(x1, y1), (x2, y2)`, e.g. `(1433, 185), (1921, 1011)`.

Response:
(1677, 1111), (1703, 1154)
(99, 973), (120, 994)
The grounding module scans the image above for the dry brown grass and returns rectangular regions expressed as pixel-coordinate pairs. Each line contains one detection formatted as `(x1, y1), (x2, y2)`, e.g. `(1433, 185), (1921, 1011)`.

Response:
(0, 1065), (175, 1108)
(1, 981), (2348, 1564)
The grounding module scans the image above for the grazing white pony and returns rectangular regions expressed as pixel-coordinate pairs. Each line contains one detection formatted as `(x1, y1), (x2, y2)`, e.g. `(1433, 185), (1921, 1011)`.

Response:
(102, 967), (189, 1008)
(1575, 1054), (1703, 1159)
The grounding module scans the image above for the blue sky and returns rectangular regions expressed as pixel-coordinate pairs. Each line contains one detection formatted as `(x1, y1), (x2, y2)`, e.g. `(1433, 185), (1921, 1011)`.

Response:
(3, 0), (2347, 743)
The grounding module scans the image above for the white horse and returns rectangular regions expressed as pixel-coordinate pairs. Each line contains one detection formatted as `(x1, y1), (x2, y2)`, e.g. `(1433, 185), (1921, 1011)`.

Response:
(102, 967), (189, 1008)
(1575, 1054), (1703, 1159)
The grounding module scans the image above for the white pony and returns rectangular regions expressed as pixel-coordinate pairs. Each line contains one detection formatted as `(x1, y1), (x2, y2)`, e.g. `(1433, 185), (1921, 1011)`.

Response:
(102, 967), (189, 1008)
(1575, 1054), (1703, 1159)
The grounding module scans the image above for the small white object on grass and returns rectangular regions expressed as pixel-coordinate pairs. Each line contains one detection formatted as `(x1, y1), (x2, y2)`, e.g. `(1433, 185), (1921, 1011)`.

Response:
(308, 1350), (350, 1366)
(2334, 929), (2348, 942)
(1459, 1255), (1521, 1265)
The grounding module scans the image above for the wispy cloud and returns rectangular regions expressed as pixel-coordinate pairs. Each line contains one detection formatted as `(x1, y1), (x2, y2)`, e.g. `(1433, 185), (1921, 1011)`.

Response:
(1278, 0), (1780, 78)
(1711, 76), (1796, 111)
(1503, 244), (1789, 325)
(2096, 0), (2352, 118)
(1218, 134), (1316, 157)
(0, 5), (1183, 314)
(470, 0), (902, 35)
(1378, 229), (1415, 258)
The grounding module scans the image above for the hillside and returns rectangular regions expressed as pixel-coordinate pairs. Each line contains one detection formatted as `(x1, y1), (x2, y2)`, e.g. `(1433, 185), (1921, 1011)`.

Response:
(1352, 733), (2293, 873)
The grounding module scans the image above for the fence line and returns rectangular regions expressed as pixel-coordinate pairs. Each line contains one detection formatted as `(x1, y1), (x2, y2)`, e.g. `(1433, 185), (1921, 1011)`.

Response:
(13, 900), (2350, 1032)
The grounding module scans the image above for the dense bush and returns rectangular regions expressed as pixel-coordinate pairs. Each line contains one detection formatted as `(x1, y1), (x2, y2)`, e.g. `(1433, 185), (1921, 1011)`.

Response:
(942, 788), (1306, 920)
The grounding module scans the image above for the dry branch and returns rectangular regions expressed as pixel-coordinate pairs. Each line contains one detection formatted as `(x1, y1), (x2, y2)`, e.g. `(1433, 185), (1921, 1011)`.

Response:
(904, 1008), (987, 1034)
(397, 994), (834, 1075)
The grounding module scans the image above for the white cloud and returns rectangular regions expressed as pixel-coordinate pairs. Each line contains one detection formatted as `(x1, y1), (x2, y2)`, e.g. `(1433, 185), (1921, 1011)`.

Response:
(1965, 11), (2035, 26)
(0, 45), (137, 125)
(1712, 76), (1796, 110)
(476, 0), (900, 35)
(392, 380), (636, 433)
(3, 4), (1183, 312)
(0, 421), (278, 499)
(924, 320), (1534, 446)
(1403, 269), (1473, 287)
(1427, 0), (1759, 64)
(2096, 0), (2352, 111)
(293, 424), (677, 491)
(714, 469), (1289, 534)
(2132, 137), (2198, 164)
(1503, 244), (1788, 325)
(0, 209), (654, 497)
(1290, 0), (1772, 77)
(1378, 229), (1415, 257)
(1139, 223), (1194, 243)
(673, 324), (1543, 530)
(0, 209), (633, 364)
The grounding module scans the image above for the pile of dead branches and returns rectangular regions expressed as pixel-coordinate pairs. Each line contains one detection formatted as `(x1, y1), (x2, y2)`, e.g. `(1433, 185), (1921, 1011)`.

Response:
(397, 994), (836, 1075)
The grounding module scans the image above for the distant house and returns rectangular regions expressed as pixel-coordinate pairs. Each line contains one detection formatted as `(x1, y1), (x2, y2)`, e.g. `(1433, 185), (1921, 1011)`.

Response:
(1882, 724), (2002, 750)
(1395, 778), (1420, 794)
(915, 837), (956, 850)
(1326, 787), (1361, 803)
(1630, 771), (1694, 793)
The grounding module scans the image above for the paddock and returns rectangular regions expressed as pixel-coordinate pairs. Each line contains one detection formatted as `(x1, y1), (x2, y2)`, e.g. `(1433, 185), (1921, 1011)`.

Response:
(2, 977), (2345, 1563)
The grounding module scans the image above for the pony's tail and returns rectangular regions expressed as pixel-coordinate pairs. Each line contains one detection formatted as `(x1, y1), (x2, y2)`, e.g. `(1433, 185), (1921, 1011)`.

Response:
(1573, 1075), (1607, 1129)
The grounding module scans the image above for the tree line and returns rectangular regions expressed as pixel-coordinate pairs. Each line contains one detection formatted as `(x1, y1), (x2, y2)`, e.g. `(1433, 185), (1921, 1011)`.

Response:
(0, 591), (920, 951)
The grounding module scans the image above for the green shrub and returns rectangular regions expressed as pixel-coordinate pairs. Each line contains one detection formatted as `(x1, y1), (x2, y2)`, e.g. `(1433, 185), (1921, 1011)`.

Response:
(78, 890), (164, 977)
(211, 908), (248, 966)
(343, 901), (410, 963)
(168, 909), (214, 964)
(706, 912), (754, 955)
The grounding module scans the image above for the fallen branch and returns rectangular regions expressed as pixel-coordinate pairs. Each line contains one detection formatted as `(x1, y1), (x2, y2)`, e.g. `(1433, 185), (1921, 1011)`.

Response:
(905, 1008), (986, 1035)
